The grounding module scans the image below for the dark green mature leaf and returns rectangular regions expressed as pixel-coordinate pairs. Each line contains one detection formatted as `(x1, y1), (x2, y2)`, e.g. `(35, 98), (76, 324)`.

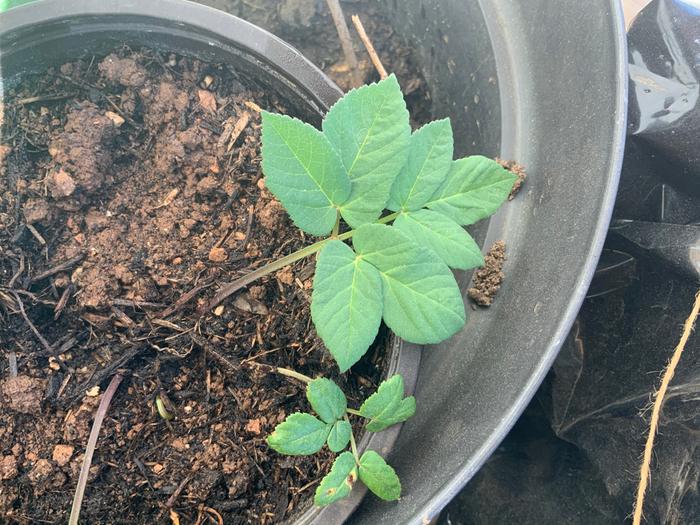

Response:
(358, 451), (401, 501)
(359, 375), (416, 432)
(306, 378), (347, 423)
(352, 224), (465, 344)
(327, 420), (352, 452)
(323, 74), (410, 228)
(387, 119), (453, 211)
(314, 451), (358, 506)
(393, 209), (484, 270)
(261, 111), (350, 236)
(426, 155), (517, 225)
(311, 240), (383, 372)
(267, 413), (331, 456)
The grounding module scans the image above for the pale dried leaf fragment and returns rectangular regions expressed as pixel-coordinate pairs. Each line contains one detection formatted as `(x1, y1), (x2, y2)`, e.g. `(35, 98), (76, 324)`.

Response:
(233, 294), (269, 315)
(105, 111), (125, 127)
(227, 111), (251, 152)
(197, 89), (217, 113)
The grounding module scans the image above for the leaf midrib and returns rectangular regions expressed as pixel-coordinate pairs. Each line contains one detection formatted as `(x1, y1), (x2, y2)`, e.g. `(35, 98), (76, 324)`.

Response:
(344, 92), (392, 180)
(270, 119), (336, 207)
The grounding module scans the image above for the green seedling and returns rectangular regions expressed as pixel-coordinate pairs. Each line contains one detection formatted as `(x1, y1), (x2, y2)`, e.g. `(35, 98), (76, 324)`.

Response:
(213, 74), (516, 372)
(268, 370), (415, 506)
(223, 75), (516, 508)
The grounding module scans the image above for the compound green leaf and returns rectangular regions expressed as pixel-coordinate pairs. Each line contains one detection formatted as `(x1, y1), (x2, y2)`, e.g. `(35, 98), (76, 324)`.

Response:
(314, 451), (358, 506)
(387, 119), (453, 211)
(352, 224), (465, 344)
(311, 240), (383, 372)
(327, 420), (352, 452)
(426, 155), (517, 225)
(393, 209), (484, 270)
(261, 111), (350, 236)
(358, 450), (401, 501)
(359, 375), (416, 432)
(322, 74), (410, 228)
(267, 413), (331, 456)
(307, 377), (347, 424)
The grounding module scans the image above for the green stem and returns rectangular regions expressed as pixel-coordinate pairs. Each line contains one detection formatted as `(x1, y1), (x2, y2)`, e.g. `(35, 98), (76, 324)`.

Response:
(203, 212), (401, 312)
(346, 407), (362, 417)
(377, 211), (400, 224)
(276, 367), (313, 384)
(346, 414), (360, 464)
(331, 210), (340, 237)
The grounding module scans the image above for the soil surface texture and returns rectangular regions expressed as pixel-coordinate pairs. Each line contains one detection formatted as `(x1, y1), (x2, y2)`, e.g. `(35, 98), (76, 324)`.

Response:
(0, 48), (389, 524)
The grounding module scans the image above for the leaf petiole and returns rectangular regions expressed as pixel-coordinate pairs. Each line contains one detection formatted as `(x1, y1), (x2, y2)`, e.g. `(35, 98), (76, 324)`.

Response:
(346, 414), (360, 464)
(276, 367), (314, 384)
(203, 213), (400, 312)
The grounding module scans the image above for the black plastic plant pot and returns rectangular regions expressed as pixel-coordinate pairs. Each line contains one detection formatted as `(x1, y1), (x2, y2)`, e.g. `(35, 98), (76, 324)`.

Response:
(1, 0), (628, 524)
(0, 1), (419, 524)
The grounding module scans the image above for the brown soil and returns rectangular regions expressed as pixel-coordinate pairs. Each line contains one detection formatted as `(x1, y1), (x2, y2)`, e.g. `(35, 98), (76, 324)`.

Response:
(468, 241), (506, 307)
(496, 158), (527, 200)
(0, 49), (389, 524)
(197, 0), (432, 124)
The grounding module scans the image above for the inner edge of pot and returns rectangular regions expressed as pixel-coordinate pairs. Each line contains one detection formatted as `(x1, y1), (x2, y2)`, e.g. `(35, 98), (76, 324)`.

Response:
(0, 2), (421, 524)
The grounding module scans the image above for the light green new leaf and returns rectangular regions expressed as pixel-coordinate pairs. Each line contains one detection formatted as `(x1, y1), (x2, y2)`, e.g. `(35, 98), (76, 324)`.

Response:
(261, 111), (350, 236)
(358, 451), (401, 501)
(327, 420), (352, 452)
(311, 240), (383, 372)
(393, 209), (484, 270)
(322, 74), (411, 228)
(267, 413), (331, 456)
(387, 119), (453, 211)
(314, 451), (358, 506)
(307, 378), (347, 424)
(426, 155), (517, 225)
(352, 224), (465, 344)
(359, 375), (416, 432)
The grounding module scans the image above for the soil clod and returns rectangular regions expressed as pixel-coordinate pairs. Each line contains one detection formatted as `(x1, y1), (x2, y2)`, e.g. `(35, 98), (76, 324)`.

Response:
(468, 240), (507, 307)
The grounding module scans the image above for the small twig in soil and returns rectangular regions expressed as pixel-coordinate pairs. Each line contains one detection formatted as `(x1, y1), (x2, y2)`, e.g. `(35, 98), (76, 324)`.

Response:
(26, 223), (46, 246)
(10, 290), (53, 353)
(325, 0), (363, 87)
(31, 253), (84, 283)
(71, 346), (141, 404)
(69, 373), (124, 525)
(54, 284), (74, 320)
(8, 352), (18, 378)
(165, 475), (192, 508)
(158, 282), (214, 319)
(351, 15), (388, 80)
(112, 299), (165, 309)
(15, 93), (74, 106)
(194, 505), (224, 525)
(242, 205), (255, 249)
(8, 255), (25, 288)
(633, 289), (700, 525)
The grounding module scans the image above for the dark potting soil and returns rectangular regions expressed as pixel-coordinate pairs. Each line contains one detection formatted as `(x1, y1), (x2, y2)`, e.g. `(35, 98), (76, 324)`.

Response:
(0, 48), (390, 524)
(468, 241), (506, 307)
(197, 0), (433, 125)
